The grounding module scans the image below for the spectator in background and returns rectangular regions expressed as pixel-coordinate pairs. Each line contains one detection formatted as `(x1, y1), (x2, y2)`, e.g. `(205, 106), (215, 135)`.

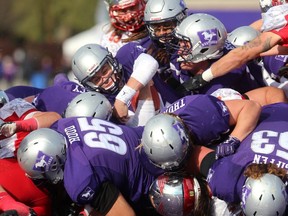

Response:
(2, 55), (17, 84)
(29, 56), (53, 89)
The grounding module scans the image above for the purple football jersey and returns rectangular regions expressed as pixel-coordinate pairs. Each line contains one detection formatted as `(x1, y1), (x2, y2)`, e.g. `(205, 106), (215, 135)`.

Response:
(162, 94), (230, 145)
(33, 84), (84, 115)
(172, 43), (262, 95)
(51, 117), (163, 206)
(262, 55), (288, 77)
(207, 102), (288, 203)
(116, 42), (181, 104)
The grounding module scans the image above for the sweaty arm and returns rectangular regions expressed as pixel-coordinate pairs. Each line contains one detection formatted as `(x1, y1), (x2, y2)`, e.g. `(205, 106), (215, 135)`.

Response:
(224, 99), (261, 141)
(202, 31), (282, 82)
(0, 111), (61, 137)
(186, 145), (215, 178)
(89, 182), (135, 216)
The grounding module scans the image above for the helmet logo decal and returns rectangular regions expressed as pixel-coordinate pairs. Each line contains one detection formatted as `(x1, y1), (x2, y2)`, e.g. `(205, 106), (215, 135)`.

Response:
(241, 184), (251, 209)
(87, 63), (98, 73)
(33, 151), (53, 171)
(173, 122), (188, 146)
(80, 186), (95, 201)
(197, 28), (218, 47)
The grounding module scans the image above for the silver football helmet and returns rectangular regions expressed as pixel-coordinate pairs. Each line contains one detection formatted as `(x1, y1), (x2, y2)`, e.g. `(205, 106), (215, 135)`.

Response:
(149, 173), (201, 216)
(64, 92), (112, 120)
(259, 0), (287, 13)
(241, 173), (288, 216)
(142, 113), (191, 171)
(144, 0), (187, 46)
(72, 43), (123, 94)
(171, 13), (227, 63)
(17, 128), (67, 184)
(0, 90), (9, 108)
(227, 26), (260, 47)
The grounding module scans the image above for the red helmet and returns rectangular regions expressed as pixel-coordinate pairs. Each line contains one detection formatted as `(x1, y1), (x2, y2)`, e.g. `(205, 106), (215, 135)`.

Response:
(259, 0), (288, 12)
(149, 173), (201, 216)
(107, 0), (146, 32)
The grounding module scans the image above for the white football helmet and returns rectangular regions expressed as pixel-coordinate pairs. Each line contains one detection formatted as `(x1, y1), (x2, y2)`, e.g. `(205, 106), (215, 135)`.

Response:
(142, 113), (191, 171)
(149, 173), (201, 216)
(105, 0), (146, 32)
(172, 13), (227, 63)
(259, 0), (288, 13)
(144, 0), (187, 46)
(227, 26), (260, 47)
(17, 128), (67, 184)
(241, 173), (288, 216)
(64, 92), (112, 120)
(72, 43), (124, 94)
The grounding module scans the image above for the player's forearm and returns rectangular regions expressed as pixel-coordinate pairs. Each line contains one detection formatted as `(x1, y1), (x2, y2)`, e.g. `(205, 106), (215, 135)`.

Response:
(207, 48), (251, 81)
(32, 111), (61, 128)
(230, 100), (261, 141)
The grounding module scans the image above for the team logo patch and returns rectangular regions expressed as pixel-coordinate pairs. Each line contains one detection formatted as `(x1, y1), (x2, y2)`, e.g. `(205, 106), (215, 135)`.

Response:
(197, 28), (218, 47)
(80, 187), (95, 201)
(275, 55), (288, 62)
(33, 151), (53, 171)
(206, 168), (215, 183)
(180, 0), (186, 8)
(217, 101), (229, 117)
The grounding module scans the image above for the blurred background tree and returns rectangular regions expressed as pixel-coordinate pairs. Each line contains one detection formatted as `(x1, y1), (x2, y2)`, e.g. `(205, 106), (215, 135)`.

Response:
(0, 0), (102, 88)
(0, 0), (99, 43)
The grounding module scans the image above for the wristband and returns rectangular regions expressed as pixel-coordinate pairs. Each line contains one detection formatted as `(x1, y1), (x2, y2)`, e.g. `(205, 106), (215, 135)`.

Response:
(116, 85), (137, 106)
(15, 117), (39, 132)
(131, 53), (159, 86)
(202, 68), (214, 82)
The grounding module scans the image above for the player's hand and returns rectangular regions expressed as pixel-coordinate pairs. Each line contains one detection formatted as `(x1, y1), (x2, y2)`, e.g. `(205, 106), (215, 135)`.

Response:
(215, 136), (240, 159)
(0, 122), (17, 137)
(181, 74), (208, 92)
(113, 99), (130, 123)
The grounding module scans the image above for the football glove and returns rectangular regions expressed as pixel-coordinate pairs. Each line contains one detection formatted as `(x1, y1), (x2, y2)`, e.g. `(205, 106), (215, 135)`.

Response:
(215, 136), (240, 159)
(0, 122), (17, 138)
(182, 74), (208, 92)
